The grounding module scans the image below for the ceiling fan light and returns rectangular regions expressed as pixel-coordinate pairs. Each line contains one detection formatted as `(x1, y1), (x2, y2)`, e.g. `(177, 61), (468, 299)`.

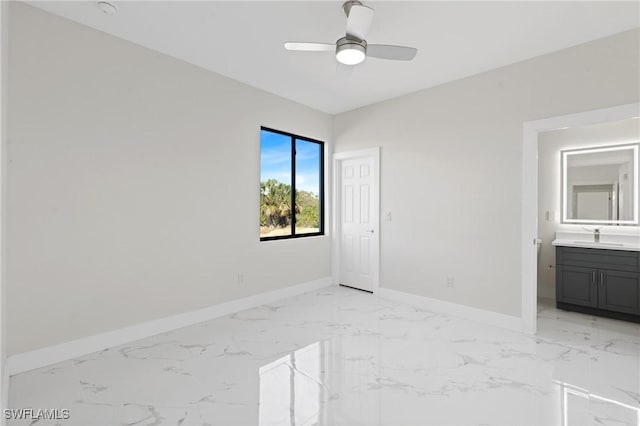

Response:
(336, 42), (365, 65)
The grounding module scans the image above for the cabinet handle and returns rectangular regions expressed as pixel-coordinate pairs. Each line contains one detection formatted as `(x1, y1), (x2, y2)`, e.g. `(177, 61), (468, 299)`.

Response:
(592, 271), (596, 283)
(600, 272), (605, 285)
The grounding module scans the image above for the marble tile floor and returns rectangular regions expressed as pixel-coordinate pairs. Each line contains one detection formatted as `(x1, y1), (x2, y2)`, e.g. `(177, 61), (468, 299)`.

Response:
(8, 287), (640, 426)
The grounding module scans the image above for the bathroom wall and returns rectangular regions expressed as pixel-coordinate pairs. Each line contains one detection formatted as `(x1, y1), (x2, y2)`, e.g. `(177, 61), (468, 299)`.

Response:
(537, 118), (639, 299)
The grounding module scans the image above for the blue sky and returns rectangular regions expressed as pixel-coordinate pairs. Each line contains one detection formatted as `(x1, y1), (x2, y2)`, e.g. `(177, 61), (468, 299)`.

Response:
(260, 130), (321, 195)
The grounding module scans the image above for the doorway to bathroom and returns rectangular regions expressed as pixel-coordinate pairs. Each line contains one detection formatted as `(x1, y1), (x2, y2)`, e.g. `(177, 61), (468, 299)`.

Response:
(521, 103), (640, 334)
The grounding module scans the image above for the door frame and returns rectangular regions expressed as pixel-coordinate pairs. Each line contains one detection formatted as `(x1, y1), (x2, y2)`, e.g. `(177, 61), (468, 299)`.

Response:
(332, 147), (380, 292)
(521, 102), (639, 335)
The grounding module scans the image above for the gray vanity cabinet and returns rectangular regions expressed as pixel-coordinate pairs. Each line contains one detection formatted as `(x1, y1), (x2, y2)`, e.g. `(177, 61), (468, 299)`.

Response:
(555, 246), (640, 321)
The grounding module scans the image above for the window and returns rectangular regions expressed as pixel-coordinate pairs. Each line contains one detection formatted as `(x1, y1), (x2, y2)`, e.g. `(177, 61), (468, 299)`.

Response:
(260, 127), (324, 240)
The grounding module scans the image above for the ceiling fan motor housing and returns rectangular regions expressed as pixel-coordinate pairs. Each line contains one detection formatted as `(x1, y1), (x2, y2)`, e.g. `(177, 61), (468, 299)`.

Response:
(343, 0), (364, 17)
(336, 37), (367, 65)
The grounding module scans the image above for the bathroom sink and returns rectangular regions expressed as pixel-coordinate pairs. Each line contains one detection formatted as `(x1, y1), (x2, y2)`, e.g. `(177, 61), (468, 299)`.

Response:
(552, 234), (640, 251)
(572, 241), (624, 247)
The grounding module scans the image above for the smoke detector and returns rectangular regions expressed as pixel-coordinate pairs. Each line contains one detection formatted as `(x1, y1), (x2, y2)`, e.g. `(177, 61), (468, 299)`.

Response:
(97, 1), (117, 15)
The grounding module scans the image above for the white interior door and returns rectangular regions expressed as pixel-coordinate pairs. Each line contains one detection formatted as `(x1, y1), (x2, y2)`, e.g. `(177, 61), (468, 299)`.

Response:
(336, 150), (379, 292)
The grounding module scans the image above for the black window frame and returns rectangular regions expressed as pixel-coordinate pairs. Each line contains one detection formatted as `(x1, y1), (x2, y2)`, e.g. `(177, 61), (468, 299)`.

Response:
(260, 126), (325, 241)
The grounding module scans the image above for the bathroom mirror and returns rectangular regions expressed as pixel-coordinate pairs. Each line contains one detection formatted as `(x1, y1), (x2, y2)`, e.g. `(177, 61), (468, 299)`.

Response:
(562, 143), (639, 225)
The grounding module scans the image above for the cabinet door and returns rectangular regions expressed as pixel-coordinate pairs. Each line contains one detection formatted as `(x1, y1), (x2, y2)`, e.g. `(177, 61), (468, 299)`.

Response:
(598, 270), (639, 315)
(556, 265), (598, 308)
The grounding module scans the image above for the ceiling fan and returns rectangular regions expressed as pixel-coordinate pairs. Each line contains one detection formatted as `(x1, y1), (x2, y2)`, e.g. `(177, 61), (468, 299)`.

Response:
(284, 1), (418, 66)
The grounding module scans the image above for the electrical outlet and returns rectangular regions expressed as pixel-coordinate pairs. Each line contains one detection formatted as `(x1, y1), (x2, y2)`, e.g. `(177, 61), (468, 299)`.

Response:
(446, 277), (454, 288)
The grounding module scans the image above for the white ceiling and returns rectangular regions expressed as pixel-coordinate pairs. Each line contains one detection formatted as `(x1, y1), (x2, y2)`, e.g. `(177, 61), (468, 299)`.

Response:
(27, 1), (640, 114)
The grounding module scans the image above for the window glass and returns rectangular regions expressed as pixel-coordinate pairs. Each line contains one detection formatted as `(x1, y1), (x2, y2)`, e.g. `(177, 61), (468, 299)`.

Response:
(260, 130), (293, 238)
(295, 139), (321, 235)
(260, 128), (324, 240)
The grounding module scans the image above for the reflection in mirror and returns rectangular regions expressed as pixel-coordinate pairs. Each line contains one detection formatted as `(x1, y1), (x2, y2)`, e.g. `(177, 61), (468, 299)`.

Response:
(562, 143), (639, 225)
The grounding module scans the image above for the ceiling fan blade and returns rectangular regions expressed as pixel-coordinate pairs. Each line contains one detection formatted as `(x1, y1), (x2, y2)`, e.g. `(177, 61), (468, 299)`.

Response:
(284, 42), (335, 52)
(346, 5), (374, 40)
(367, 44), (417, 61)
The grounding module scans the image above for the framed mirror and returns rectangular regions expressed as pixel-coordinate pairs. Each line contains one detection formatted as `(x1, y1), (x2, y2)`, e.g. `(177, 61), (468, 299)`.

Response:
(561, 143), (639, 225)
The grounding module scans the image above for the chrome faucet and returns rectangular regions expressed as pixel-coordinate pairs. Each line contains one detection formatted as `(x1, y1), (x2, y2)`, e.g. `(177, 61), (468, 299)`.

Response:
(594, 228), (600, 243)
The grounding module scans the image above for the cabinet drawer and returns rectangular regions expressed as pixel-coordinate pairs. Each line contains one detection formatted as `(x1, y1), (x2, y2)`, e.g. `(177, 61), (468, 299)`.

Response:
(557, 247), (639, 273)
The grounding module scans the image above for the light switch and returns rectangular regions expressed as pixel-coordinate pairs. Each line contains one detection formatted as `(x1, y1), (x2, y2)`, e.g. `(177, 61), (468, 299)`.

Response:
(385, 211), (392, 221)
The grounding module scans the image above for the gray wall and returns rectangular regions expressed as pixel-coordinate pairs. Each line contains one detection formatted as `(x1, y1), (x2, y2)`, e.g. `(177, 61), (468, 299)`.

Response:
(1, 0), (8, 416)
(333, 29), (640, 317)
(537, 119), (640, 299)
(7, 3), (332, 355)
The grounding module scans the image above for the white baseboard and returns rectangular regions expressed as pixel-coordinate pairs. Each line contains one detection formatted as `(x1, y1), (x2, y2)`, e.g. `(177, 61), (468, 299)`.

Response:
(7, 277), (332, 376)
(377, 288), (523, 332)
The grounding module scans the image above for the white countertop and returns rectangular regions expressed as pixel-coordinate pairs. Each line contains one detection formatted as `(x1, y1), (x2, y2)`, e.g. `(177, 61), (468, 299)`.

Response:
(552, 239), (640, 251)
(552, 231), (640, 251)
